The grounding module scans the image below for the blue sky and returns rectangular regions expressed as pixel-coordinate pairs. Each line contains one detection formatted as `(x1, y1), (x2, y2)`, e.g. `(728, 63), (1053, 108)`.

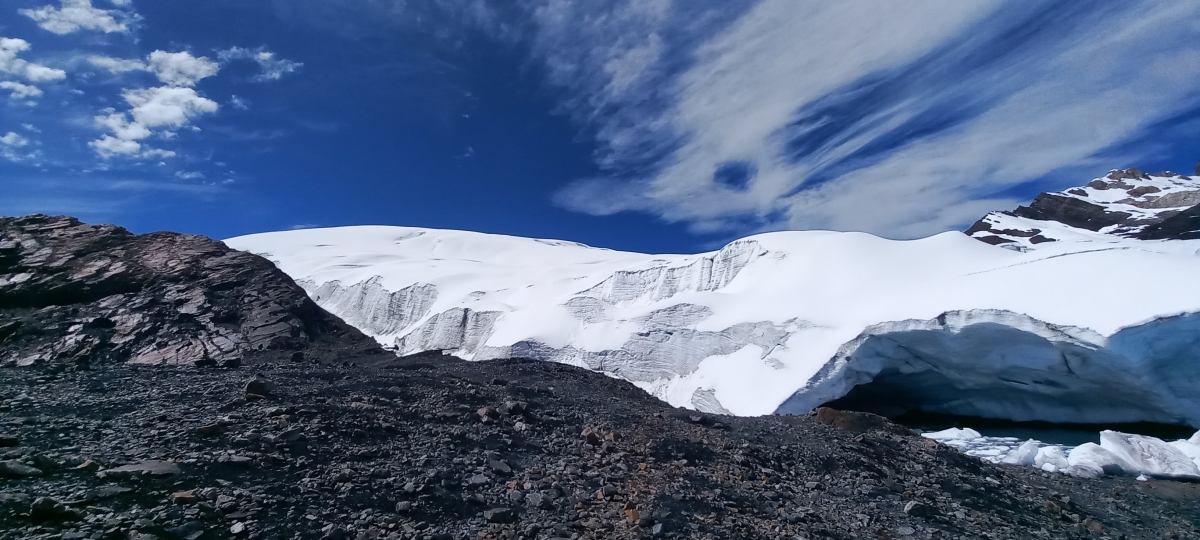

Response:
(2, 1), (1200, 253)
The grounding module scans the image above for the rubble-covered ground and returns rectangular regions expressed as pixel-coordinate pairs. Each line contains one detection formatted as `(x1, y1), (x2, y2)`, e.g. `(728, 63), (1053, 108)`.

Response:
(2, 352), (1198, 540)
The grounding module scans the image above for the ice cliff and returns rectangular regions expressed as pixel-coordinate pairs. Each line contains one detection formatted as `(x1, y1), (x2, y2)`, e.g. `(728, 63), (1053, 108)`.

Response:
(226, 170), (1200, 425)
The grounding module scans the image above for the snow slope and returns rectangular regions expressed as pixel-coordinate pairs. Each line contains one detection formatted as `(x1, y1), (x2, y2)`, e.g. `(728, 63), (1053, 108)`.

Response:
(226, 171), (1200, 425)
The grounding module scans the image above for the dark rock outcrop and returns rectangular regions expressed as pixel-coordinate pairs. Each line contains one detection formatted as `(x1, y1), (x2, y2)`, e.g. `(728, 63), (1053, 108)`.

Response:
(0, 215), (384, 368)
(1009, 193), (1131, 232)
(1135, 204), (1200, 240)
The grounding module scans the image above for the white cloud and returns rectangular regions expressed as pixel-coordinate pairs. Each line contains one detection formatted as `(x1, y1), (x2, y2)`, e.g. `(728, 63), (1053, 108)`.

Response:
(20, 0), (131, 35)
(229, 95), (249, 110)
(88, 134), (140, 156)
(88, 55), (147, 73)
(218, 47), (302, 81)
(1, 132), (29, 147)
(0, 81), (43, 100)
(0, 38), (66, 82)
(94, 109), (151, 140)
(174, 170), (204, 180)
(543, 0), (1200, 238)
(89, 86), (217, 159)
(147, 51), (219, 87)
(124, 86), (218, 127)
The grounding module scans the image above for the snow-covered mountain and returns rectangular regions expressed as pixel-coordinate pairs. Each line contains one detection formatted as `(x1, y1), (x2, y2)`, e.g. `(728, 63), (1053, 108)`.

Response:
(225, 170), (1200, 427)
(967, 168), (1200, 249)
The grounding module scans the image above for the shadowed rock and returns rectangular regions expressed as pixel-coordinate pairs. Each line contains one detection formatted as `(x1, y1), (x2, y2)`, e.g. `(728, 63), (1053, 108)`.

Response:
(0, 214), (384, 368)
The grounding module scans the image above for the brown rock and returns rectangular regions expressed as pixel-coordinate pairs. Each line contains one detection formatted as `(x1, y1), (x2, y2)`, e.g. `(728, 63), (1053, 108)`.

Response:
(582, 427), (602, 446)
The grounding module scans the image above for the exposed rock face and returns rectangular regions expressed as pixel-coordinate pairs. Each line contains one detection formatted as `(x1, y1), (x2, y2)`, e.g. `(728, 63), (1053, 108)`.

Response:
(967, 168), (1200, 248)
(1135, 204), (1200, 240)
(0, 215), (383, 368)
(1009, 193), (1132, 232)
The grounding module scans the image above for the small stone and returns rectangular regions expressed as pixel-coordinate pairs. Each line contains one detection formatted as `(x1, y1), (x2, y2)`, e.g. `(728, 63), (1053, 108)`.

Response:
(582, 427), (602, 446)
(30, 497), (81, 523)
(230, 522), (246, 535)
(904, 501), (933, 518)
(0, 460), (43, 477)
(483, 507), (516, 524)
(395, 501), (412, 513)
(99, 460), (181, 479)
(488, 460), (512, 475)
(467, 474), (489, 486)
(172, 491), (197, 504)
(73, 460), (101, 472)
(244, 374), (275, 398)
(196, 424), (223, 436)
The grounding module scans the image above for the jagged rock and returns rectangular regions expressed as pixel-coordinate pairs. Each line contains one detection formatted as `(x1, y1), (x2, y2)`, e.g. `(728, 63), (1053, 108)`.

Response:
(483, 507), (516, 524)
(0, 214), (385, 368)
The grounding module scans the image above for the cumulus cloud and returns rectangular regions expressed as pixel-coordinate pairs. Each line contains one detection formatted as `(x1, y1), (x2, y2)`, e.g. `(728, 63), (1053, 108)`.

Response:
(0, 131), (37, 163)
(0, 132), (29, 147)
(86, 50), (223, 159)
(0, 38), (66, 82)
(218, 47), (302, 81)
(20, 0), (132, 35)
(90, 86), (218, 158)
(536, 0), (1200, 238)
(0, 81), (43, 100)
(124, 86), (218, 127)
(147, 51), (219, 87)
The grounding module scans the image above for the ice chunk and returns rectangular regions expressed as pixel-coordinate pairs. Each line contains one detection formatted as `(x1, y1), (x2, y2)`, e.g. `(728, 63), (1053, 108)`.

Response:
(1034, 446), (1068, 470)
(1002, 440), (1040, 466)
(1066, 442), (1128, 477)
(923, 427), (982, 441)
(1169, 437), (1200, 469)
(1040, 463), (1058, 473)
(1099, 430), (1200, 477)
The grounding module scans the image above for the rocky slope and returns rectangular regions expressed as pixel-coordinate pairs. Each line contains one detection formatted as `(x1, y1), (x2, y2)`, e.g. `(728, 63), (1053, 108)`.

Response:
(0, 214), (387, 369)
(3, 354), (1199, 540)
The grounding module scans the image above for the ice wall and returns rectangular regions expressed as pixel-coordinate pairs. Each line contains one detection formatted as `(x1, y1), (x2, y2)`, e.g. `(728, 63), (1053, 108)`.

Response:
(576, 240), (766, 306)
(304, 277), (437, 336)
(778, 310), (1200, 427)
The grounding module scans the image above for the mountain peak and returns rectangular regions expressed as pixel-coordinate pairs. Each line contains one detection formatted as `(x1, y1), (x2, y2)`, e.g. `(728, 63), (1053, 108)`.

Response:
(967, 168), (1200, 249)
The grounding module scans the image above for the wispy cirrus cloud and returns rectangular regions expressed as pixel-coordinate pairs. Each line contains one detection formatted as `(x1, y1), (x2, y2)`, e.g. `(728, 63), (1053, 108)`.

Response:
(521, 0), (1200, 238)
(217, 47), (302, 82)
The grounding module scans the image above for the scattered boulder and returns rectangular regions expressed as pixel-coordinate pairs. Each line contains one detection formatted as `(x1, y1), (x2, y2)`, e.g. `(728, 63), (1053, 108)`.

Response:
(244, 374), (275, 398)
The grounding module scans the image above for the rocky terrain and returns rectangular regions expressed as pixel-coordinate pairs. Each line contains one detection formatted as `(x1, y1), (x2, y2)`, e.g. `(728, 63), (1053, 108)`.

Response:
(3, 354), (1200, 540)
(1, 215), (1199, 540)
(0, 214), (388, 368)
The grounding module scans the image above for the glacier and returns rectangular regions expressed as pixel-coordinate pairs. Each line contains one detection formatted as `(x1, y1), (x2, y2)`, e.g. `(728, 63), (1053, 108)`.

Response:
(225, 170), (1200, 429)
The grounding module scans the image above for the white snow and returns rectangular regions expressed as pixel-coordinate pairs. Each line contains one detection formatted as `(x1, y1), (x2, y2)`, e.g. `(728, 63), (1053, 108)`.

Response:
(224, 172), (1200, 425)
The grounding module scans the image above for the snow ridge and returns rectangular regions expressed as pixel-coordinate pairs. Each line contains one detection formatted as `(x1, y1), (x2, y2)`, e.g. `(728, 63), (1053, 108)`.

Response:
(226, 171), (1200, 424)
